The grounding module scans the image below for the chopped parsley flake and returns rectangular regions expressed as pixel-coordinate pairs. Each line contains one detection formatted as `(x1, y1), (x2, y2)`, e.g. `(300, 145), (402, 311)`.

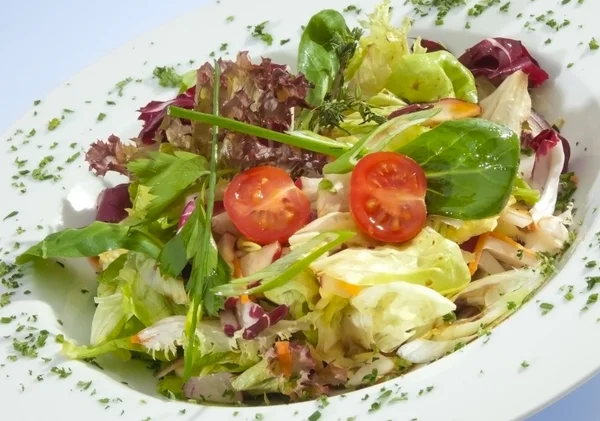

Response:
(499, 2), (510, 12)
(1, 292), (14, 307)
(567, 62), (574, 68)
(586, 260), (597, 268)
(152, 66), (183, 88)
(251, 21), (273, 46)
(468, 0), (502, 18)
(1, 316), (15, 324)
(539, 302), (554, 314)
(106, 101), (116, 105)
(586, 276), (600, 290)
(563, 285), (575, 301)
(33, 100), (41, 106)
(50, 366), (72, 378)
(114, 77), (133, 96)
(66, 152), (81, 164)
(220, 43), (228, 51)
(442, 311), (457, 323)
(521, 360), (530, 368)
(226, 15), (235, 22)
(343, 5), (362, 14)
(97, 112), (107, 122)
(280, 38), (291, 45)
(308, 411), (322, 421)
(507, 301), (517, 310)
(48, 118), (60, 131)
(12, 338), (37, 358)
(3, 211), (18, 221)
(590, 38), (599, 50)
(586, 293), (598, 307)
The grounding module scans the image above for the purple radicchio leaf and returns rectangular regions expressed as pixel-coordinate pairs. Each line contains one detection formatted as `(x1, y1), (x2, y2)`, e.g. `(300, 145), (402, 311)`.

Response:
(183, 372), (243, 403)
(95, 183), (131, 223)
(458, 37), (549, 88)
(137, 87), (196, 145)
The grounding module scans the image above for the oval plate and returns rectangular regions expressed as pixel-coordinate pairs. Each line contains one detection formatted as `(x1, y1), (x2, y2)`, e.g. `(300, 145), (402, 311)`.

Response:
(1, 1), (599, 420)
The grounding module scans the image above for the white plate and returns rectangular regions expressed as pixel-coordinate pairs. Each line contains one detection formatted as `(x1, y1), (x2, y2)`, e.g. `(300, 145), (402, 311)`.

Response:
(1, 1), (600, 420)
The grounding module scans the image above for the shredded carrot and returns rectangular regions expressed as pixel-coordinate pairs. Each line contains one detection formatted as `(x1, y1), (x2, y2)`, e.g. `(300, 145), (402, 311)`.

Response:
(88, 256), (100, 272)
(525, 222), (537, 232)
(340, 281), (362, 297)
(468, 233), (490, 276)
(240, 294), (250, 304)
(233, 255), (243, 278)
(489, 231), (534, 255)
(130, 334), (141, 344)
(276, 341), (292, 377)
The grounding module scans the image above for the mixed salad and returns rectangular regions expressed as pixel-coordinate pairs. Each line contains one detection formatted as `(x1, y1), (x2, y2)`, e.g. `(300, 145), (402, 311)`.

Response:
(16, 1), (577, 404)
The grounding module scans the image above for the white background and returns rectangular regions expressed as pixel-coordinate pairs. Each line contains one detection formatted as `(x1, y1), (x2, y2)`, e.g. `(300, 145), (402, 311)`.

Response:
(0, 1), (598, 419)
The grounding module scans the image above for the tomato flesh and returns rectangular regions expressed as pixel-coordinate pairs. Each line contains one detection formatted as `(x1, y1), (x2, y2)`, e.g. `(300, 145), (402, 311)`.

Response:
(350, 152), (427, 243)
(224, 166), (311, 245)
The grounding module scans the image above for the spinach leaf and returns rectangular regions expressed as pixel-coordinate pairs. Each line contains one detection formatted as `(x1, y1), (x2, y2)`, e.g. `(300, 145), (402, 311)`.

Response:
(298, 10), (350, 106)
(323, 108), (440, 174)
(16, 222), (162, 264)
(396, 119), (519, 220)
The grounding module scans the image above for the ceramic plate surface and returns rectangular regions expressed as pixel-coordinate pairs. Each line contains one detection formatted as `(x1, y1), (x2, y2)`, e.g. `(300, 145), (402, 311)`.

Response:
(1, 1), (600, 420)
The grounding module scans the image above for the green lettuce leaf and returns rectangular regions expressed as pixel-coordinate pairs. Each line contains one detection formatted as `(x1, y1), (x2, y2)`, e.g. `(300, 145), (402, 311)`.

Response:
(231, 359), (281, 393)
(264, 270), (320, 319)
(386, 50), (478, 103)
(90, 292), (129, 345)
(430, 216), (498, 245)
(345, 0), (411, 98)
(347, 281), (455, 352)
(311, 227), (471, 296)
(311, 295), (350, 364)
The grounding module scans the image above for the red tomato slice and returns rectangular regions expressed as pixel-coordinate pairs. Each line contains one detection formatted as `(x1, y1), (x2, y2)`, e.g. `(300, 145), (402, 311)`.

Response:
(350, 152), (427, 243)
(224, 166), (311, 245)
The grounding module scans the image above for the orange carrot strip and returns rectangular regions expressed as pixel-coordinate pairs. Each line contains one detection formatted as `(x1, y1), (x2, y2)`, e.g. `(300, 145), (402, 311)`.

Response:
(489, 231), (534, 255)
(468, 233), (490, 276)
(276, 341), (292, 377)
(233, 255), (243, 278)
(240, 294), (250, 304)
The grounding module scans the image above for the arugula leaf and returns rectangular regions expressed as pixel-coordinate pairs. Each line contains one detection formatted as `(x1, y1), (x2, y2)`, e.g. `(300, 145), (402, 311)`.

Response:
(298, 10), (352, 106)
(158, 202), (204, 278)
(323, 108), (440, 174)
(127, 151), (208, 220)
(396, 119), (520, 220)
(183, 60), (228, 380)
(212, 231), (355, 296)
(16, 222), (162, 264)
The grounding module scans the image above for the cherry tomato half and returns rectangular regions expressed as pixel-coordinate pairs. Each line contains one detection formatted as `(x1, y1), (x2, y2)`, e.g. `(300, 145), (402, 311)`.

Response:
(224, 166), (311, 245)
(350, 152), (427, 243)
